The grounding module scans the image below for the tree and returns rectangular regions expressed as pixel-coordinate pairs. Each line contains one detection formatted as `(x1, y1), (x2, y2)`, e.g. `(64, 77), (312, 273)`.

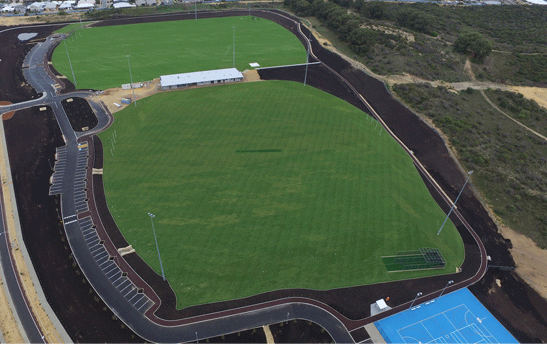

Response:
(349, 28), (377, 55)
(454, 32), (492, 63)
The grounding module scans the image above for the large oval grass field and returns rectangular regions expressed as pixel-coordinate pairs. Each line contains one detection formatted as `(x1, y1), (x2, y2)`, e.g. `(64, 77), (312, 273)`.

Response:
(99, 80), (465, 309)
(52, 16), (307, 90)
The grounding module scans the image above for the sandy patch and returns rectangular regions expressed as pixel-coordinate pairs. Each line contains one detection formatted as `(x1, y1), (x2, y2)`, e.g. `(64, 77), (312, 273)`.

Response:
(263, 325), (275, 344)
(243, 69), (261, 82)
(93, 78), (161, 114)
(0, 12), (83, 26)
(463, 59), (475, 80)
(499, 224), (547, 300)
(361, 24), (415, 42)
(509, 86), (547, 111)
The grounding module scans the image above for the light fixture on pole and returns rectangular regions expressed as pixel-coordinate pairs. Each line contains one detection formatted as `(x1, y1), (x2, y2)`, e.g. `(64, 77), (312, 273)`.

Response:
(148, 212), (165, 281)
(437, 170), (473, 236)
(232, 26), (236, 68)
(438, 280), (454, 299)
(303, 30), (312, 86)
(126, 55), (136, 107)
(64, 38), (77, 87)
(408, 292), (422, 311)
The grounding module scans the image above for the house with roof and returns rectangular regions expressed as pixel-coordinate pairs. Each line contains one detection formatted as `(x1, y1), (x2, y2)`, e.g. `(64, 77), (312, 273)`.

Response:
(27, 1), (46, 11)
(59, 0), (76, 10)
(75, 0), (94, 9)
(135, 0), (155, 6)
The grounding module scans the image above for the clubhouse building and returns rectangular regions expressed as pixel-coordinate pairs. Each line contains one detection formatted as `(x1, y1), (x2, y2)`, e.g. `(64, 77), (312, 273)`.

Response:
(160, 68), (243, 90)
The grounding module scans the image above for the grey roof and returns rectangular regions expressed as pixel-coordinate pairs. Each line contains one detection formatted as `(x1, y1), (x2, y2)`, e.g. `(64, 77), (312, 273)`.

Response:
(160, 68), (243, 87)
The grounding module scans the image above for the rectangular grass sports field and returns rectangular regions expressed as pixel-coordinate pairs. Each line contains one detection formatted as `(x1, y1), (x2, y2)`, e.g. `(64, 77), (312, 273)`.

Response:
(99, 80), (465, 309)
(52, 16), (307, 90)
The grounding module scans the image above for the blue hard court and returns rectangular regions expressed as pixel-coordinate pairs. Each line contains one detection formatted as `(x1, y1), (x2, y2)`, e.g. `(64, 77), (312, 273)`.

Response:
(375, 288), (518, 344)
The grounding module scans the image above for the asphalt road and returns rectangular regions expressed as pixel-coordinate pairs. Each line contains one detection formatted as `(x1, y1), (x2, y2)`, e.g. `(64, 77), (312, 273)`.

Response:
(0, 187), (45, 343)
(1, 26), (356, 344)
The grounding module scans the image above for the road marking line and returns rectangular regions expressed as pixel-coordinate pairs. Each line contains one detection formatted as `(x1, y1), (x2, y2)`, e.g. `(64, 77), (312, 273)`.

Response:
(64, 219), (78, 225)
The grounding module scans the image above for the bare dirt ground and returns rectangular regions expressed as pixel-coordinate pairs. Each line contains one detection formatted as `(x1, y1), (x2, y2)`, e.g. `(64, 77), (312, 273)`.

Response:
(0, 12), (82, 26)
(243, 69), (261, 82)
(95, 72), (261, 115)
(510, 86), (547, 110)
(0, 120), (62, 343)
(93, 78), (160, 114)
(500, 224), (547, 300)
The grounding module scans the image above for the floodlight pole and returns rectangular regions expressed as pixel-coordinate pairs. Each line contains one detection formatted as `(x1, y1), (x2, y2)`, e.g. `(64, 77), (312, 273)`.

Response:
(148, 213), (165, 281)
(126, 55), (136, 107)
(438, 280), (454, 299)
(79, 13), (83, 29)
(194, 0), (197, 20)
(437, 170), (473, 236)
(232, 26), (236, 68)
(64, 38), (77, 87)
(408, 292), (422, 311)
(303, 30), (312, 86)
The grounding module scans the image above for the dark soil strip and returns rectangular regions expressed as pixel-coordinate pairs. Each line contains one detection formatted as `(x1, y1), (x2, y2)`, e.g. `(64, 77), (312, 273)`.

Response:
(200, 325), (267, 343)
(269, 320), (333, 343)
(3, 107), (142, 343)
(0, 27), (51, 103)
(61, 97), (99, 132)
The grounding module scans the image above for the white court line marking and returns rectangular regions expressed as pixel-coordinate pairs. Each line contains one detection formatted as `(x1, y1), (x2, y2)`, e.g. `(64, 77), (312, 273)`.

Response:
(420, 322), (435, 342)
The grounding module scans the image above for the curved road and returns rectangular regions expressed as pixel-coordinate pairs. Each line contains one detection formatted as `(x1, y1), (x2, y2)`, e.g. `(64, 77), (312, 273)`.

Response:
(0, 9), (487, 343)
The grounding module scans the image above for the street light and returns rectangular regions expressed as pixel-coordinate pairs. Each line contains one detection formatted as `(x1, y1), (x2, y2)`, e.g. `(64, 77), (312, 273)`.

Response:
(438, 280), (454, 299)
(232, 26), (236, 68)
(148, 213), (165, 280)
(126, 55), (137, 107)
(437, 170), (473, 236)
(64, 38), (77, 87)
(408, 292), (422, 311)
(303, 29), (312, 86)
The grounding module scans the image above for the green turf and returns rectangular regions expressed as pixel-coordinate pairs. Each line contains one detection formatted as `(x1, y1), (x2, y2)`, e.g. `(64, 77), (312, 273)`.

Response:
(99, 81), (465, 309)
(51, 16), (306, 90)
